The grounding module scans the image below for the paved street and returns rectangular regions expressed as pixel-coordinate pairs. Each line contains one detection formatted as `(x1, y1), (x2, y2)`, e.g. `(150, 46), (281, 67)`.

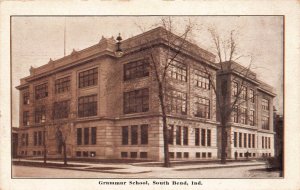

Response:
(12, 164), (280, 178)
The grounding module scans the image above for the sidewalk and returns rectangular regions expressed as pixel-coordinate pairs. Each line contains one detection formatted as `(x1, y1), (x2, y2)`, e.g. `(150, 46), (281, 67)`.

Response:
(12, 158), (267, 174)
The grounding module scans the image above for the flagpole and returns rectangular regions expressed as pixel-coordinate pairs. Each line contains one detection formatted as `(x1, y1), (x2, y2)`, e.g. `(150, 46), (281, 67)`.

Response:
(64, 17), (66, 56)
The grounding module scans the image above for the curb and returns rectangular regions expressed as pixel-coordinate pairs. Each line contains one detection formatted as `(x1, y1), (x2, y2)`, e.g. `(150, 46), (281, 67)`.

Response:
(13, 163), (151, 175)
(175, 163), (266, 171)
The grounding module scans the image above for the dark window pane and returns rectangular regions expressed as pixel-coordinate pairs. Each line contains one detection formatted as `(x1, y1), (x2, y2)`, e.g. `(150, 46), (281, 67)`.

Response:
(91, 127), (97, 145)
(78, 95), (97, 117)
(141, 124), (148, 145)
(35, 83), (48, 100)
(168, 125), (174, 145)
(176, 126), (181, 145)
(122, 126), (128, 145)
(55, 76), (70, 93)
(183, 127), (188, 145)
(207, 129), (211, 147)
(131, 125), (138, 145)
(79, 68), (98, 88)
(77, 128), (82, 145)
(124, 88), (149, 114)
(84, 128), (89, 145)
(124, 60), (149, 80)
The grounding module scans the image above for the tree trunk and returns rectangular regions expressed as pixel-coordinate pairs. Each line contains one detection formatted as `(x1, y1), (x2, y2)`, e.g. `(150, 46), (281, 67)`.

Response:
(43, 143), (47, 164)
(43, 130), (47, 164)
(220, 121), (227, 164)
(220, 80), (228, 164)
(63, 142), (67, 166)
(158, 82), (170, 167)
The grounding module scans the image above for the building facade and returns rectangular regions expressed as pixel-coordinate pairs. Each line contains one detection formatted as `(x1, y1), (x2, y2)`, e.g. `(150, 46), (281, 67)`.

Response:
(216, 62), (276, 159)
(15, 27), (275, 161)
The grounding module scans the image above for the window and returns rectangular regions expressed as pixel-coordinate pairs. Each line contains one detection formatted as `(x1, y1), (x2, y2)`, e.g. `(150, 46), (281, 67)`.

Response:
(195, 70), (210, 89)
(25, 134), (28, 146)
(77, 128), (82, 145)
(122, 126), (129, 145)
(262, 136), (264, 148)
(224, 131), (228, 147)
(124, 88), (149, 114)
(262, 116), (270, 130)
(196, 152), (200, 158)
(78, 95), (97, 117)
(265, 137), (268, 149)
(176, 152), (182, 158)
(244, 133), (247, 148)
(130, 152), (138, 158)
(168, 125), (174, 145)
(34, 132), (37, 146)
(124, 59), (149, 80)
(202, 152), (206, 158)
(240, 108), (247, 124)
(239, 133), (242, 147)
(166, 89), (187, 115)
(241, 86), (247, 100)
(262, 99), (269, 111)
(21, 134), (26, 146)
(252, 134), (255, 148)
(23, 111), (29, 126)
(55, 76), (70, 93)
(141, 124), (148, 145)
(234, 132), (237, 147)
(268, 137), (271, 149)
(35, 105), (46, 124)
(91, 127), (97, 145)
(201, 129), (206, 146)
(248, 134), (251, 148)
(195, 97), (210, 119)
(38, 131), (42, 145)
(121, 152), (128, 158)
(169, 152), (175, 158)
(76, 151), (81, 157)
(131, 125), (138, 145)
(184, 152), (189, 158)
(183, 127), (188, 145)
(168, 60), (187, 82)
(53, 100), (70, 119)
(195, 128), (200, 146)
(35, 83), (48, 99)
(249, 110), (255, 126)
(23, 91), (30, 105)
(140, 152), (148, 158)
(249, 89), (255, 103)
(84, 128), (89, 145)
(232, 106), (238, 123)
(83, 151), (88, 157)
(207, 129), (211, 147)
(208, 152), (212, 158)
(232, 82), (238, 97)
(78, 68), (98, 88)
(90, 151), (96, 157)
(176, 126), (181, 145)
(239, 153), (243, 157)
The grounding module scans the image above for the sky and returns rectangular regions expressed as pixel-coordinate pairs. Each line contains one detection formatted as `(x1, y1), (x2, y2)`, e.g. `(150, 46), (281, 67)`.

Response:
(11, 16), (283, 127)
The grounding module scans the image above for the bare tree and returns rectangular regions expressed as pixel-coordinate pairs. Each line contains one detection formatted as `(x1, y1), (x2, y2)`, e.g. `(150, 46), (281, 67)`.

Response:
(205, 26), (256, 164)
(133, 17), (195, 167)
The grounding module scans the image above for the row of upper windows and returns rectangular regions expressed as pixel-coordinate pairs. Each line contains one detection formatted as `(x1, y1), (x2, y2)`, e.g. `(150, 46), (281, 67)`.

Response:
(22, 88), (212, 126)
(23, 60), (212, 104)
(232, 82), (270, 111)
(124, 59), (211, 89)
(22, 68), (98, 103)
